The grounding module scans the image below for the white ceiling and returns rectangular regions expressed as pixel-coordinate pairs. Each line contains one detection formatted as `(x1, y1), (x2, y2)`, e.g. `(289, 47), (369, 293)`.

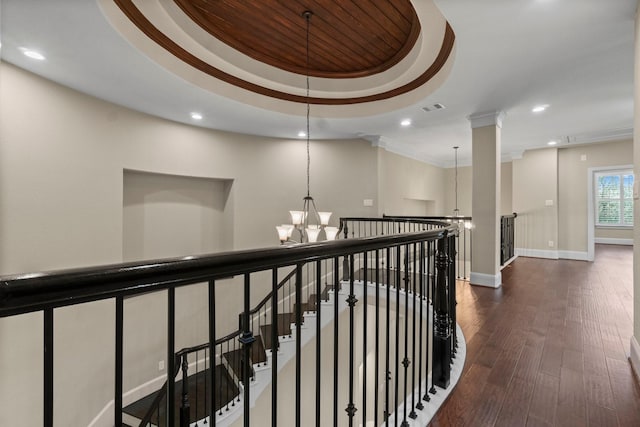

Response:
(1, 0), (636, 167)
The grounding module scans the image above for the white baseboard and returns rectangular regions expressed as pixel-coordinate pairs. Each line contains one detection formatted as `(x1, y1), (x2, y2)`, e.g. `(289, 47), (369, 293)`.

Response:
(470, 271), (502, 288)
(515, 248), (559, 260)
(557, 250), (590, 261)
(630, 336), (640, 381)
(595, 237), (634, 246)
(515, 248), (590, 261)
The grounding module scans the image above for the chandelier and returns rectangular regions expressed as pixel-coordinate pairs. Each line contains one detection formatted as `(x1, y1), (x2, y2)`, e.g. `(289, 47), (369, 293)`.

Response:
(276, 11), (339, 244)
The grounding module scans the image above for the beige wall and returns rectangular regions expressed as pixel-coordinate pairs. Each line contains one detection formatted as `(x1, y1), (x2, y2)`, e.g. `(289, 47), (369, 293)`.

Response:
(0, 62), (382, 427)
(377, 149), (447, 216)
(501, 161), (513, 215)
(558, 140), (633, 253)
(513, 148), (559, 254)
(510, 141), (632, 259)
(444, 162), (512, 217)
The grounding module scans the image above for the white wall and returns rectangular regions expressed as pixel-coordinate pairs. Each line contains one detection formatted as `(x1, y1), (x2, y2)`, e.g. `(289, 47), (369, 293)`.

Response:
(631, 0), (640, 381)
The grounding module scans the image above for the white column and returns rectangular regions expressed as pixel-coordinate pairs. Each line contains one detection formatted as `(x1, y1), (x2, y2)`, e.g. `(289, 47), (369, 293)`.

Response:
(469, 111), (504, 288)
(630, 0), (640, 377)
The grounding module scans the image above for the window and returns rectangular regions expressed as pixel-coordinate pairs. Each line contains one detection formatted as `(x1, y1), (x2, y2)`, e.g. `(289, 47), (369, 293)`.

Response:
(595, 170), (634, 227)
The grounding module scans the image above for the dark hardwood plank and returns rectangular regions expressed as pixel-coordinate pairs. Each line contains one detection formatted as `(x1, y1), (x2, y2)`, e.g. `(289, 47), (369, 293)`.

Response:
(528, 372), (559, 424)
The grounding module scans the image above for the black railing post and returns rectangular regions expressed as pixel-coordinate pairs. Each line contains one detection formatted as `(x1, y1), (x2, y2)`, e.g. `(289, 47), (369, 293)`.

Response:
(448, 234), (458, 357)
(295, 264), (303, 427)
(180, 354), (190, 427)
(433, 233), (452, 389)
(239, 274), (255, 427)
(345, 254), (358, 426)
(168, 287), (176, 426)
(44, 308), (53, 427)
(208, 280), (217, 426)
(115, 296), (123, 427)
(271, 269), (278, 427)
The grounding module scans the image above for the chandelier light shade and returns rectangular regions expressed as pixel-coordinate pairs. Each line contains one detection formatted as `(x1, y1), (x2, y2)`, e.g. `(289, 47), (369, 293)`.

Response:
(276, 11), (333, 244)
(324, 226), (340, 241)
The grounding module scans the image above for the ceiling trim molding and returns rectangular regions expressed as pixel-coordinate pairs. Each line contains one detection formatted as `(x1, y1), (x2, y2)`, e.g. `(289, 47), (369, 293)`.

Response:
(112, 0), (455, 105)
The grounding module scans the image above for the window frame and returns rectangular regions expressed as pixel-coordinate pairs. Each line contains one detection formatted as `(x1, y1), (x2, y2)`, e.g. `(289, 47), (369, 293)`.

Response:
(594, 169), (634, 228)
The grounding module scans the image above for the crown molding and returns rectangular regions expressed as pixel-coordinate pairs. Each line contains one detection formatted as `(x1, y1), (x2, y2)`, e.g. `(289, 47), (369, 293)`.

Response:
(468, 110), (506, 129)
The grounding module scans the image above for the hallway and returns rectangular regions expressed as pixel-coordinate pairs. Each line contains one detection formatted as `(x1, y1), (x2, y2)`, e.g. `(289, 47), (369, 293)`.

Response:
(430, 245), (640, 426)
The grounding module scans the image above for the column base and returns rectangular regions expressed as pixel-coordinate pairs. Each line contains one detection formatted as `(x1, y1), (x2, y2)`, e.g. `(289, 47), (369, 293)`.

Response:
(470, 272), (502, 288)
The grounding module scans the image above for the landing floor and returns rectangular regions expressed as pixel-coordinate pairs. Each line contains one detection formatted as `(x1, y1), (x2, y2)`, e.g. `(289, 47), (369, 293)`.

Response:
(430, 244), (640, 427)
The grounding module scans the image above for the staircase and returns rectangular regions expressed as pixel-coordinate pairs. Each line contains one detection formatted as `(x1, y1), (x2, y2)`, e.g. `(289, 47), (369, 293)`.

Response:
(122, 274), (339, 427)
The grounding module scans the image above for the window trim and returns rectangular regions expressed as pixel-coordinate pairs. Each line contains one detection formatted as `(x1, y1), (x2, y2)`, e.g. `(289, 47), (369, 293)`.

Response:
(594, 168), (634, 228)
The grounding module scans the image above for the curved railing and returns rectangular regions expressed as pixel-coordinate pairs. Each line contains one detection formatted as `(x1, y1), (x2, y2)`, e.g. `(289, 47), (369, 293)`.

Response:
(0, 218), (458, 427)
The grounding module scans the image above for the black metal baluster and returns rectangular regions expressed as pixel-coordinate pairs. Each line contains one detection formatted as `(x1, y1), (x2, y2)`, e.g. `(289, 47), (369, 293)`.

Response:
(271, 268), (278, 427)
(315, 259), (322, 427)
(208, 280), (217, 425)
(180, 354), (190, 427)
(401, 245), (410, 427)
(416, 242), (425, 411)
(295, 264), (303, 427)
(195, 351), (200, 425)
(168, 288), (176, 427)
(115, 296), (123, 427)
(385, 247), (391, 423)
(409, 243), (418, 420)
(374, 249), (380, 426)
(362, 252), (368, 426)
(334, 257), (340, 427)
(204, 346), (209, 424)
(449, 234), (457, 359)
(395, 246), (401, 427)
(422, 241), (433, 402)
(240, 273), (254, 427)
(44, 308), (53, 427)
(346, 254), (357, 426)
(429, 239), (436, 396)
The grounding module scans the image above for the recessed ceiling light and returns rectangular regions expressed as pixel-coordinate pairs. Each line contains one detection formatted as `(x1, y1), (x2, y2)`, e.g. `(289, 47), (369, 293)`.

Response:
(20, 48), (45, 60)
(532, 104), (549, 113)
(190, 112), (203, 120)
(298, 131), (306, 138)
(400, 119), (412, 127)
(547, 140), (557, 146)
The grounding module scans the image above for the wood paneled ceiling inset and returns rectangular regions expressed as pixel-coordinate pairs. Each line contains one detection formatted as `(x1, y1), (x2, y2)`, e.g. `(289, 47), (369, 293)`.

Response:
(112, 0), (455, 105)
(174, 0), (420, 78)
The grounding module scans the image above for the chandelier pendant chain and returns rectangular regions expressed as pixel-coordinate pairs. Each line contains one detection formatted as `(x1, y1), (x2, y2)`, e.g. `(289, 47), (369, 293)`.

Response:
(305, 11), (311, 199)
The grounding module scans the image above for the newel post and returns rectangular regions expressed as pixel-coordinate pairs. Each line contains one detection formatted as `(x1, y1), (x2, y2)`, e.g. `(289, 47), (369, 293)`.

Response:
(432, 232), (452, 389)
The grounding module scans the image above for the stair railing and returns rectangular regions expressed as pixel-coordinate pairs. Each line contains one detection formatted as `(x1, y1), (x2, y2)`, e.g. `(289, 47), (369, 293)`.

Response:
(501, 213), (518, 265)
(137, 268), (297, 426)
(0, 218), (457, 427)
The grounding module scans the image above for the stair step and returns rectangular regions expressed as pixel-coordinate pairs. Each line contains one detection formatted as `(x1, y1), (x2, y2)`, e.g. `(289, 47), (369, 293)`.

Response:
(222, 348), (256, 381)
(122, 365), (238, 426)
(260, 312), (296, 350)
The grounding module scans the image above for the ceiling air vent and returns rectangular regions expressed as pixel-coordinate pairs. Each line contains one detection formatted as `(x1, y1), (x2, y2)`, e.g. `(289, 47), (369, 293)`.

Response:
(422, 103), (446, 112)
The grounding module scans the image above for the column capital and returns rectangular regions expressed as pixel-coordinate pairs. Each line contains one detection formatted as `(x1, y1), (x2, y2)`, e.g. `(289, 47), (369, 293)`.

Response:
(468, 111), (506, 129)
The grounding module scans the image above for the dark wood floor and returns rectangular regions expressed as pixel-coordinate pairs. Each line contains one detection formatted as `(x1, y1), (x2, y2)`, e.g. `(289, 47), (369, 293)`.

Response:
(430, 244), (640, 427)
